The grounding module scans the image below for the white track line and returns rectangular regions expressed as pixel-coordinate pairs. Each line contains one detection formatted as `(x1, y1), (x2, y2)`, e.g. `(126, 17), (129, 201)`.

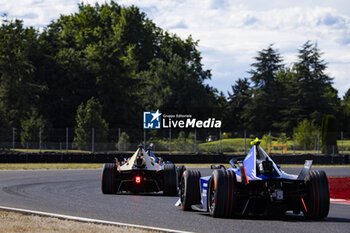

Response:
(330, 198), (350, 205)
(0, 206), (193, 233)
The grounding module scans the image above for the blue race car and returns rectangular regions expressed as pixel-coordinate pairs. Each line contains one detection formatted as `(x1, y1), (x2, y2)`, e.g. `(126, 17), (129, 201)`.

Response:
(178, 138), (330, 219)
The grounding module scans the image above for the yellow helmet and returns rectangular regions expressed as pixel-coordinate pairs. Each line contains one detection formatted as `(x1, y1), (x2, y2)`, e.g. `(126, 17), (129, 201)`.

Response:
(250, 137), (261, 146)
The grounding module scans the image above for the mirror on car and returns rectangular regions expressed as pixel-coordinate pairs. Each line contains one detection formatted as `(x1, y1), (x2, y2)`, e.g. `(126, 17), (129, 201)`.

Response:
(229, 157), (245, 168)
(229, 158), (238, 168)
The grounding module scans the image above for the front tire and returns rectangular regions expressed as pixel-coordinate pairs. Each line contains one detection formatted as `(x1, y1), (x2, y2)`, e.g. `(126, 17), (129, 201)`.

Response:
(304, 170), (330, 219)
(101, 163), (119, 194)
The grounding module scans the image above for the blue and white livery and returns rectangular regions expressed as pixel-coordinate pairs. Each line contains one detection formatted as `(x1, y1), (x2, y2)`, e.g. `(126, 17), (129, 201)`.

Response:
(178, 139), (330, 219)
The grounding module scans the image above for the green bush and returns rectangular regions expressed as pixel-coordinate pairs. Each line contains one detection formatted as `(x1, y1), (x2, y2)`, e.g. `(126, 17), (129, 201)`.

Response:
(117, 132), (130, 151)
(149, 131), (195, 152)
(294, 119), (319, 149)
(20, 109), (49, 146)
(222, 132), (231, 139)
(151, 139), (169, 151)
(0, 106), (11, 142)
(321, 114), (338, 154)
(172, 131), (193, 152)
(277, 133), (289, 143)
(73, 97), (108, 151)
(261, 134), (270, 150)
(198, 138), (246, 153)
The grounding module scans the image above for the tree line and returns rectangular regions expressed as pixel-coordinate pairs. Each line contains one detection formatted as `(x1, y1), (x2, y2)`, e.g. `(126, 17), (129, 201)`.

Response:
(225, 42), (347, 133)
(0, 1), (349, 148)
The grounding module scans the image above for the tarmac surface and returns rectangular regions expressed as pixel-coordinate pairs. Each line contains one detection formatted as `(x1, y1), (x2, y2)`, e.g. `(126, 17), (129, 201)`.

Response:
(0, 167), (349, 233)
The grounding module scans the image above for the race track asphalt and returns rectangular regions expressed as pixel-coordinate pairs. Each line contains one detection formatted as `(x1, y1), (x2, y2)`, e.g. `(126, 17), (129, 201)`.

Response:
(0, 167), (349, 233)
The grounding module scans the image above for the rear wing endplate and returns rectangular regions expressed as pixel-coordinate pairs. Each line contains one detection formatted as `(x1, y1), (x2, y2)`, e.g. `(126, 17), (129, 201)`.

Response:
(297, 160), (313, 180)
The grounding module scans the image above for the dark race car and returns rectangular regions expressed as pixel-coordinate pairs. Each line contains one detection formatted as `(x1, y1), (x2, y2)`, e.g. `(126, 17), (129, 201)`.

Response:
(177, 138), (330, 219)
(101, 144), (183, 196)
(147, 143), (186, 186)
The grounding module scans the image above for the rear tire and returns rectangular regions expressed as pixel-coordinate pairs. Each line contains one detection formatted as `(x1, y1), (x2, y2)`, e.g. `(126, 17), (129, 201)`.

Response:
(180, 170), (201, 211)
(304, 170), (330, 219)
(208, 169), (238, 218)
(163, 164), (177, 196)
(192, 170), (202, 204)
(101, 163), (119, 194)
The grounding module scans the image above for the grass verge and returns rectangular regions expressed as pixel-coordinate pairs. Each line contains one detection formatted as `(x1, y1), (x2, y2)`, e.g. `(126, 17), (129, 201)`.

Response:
(14, 149), (91, 153)
(0, 163), (103, 170)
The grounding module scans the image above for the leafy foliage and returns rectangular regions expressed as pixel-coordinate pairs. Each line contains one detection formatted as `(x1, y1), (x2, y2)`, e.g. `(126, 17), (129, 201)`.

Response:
(20, 109), (49, 146)
(321, 114), (338, 154)
(0, 1), (216, 141)
(242, 45), (284, 133)
(0, 1), (346, 147)
(276, 133), (290, 144)
(226, 78), (251, 132)
(117, 132), (130, 151)
(291, 41), (340, 125)
(73, 97), (108, 150)
(0, 105), (11, 142)
(233, 42), (342, 137)
(294, 119), (319, 149)
(0, 20), (44, 129)
(339, 89), (350, 136)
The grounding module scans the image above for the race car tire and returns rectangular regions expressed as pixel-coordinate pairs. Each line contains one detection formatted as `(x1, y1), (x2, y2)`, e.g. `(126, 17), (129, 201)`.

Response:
(208, 169), (238, 218)
(192, 170), (202, 205)
(101, 163), (119, 194)
(163, 164), (178, 196)
(180, 170), (201, 210)
(176, 165), (186, 188)
(305, 170), (330, 219)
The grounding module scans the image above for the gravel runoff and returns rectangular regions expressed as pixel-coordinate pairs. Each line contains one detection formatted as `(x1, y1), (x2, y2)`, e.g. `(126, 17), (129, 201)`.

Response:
(0, 210), (159, 233)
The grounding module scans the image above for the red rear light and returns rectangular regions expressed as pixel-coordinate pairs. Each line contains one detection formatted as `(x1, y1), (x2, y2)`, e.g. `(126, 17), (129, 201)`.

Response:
(135, 176), (141, 184)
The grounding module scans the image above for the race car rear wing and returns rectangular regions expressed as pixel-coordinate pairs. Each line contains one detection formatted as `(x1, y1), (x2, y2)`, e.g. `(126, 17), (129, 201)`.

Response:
(297, 160), (313, 180)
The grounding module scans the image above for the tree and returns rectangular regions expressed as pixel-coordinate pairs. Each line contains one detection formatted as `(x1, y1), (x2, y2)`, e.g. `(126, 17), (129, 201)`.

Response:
(117, 132), (130, 151)
(73, 97), (108, 151)
(139, 37), (216, 120)
(321, 114), (338, 154)
(0, 20), (43, 129)
(0, 105), (10, 143)
(40, 2), (141, 129)
(215, 91), (228, 129)
(173, 131), (192, 152)
(294, 119), (319, 149)
(344, 89), (350, 102)
(1, 1), (346, 144)
(243, 45), (284, 133)
(38, 1), (217, 133)
(269, 41), (341, 133)
(339, 88), (350, 136)
(293, 41), (340, 125)
(20, 109), (49, 147)
(226, 78), (251, 132)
